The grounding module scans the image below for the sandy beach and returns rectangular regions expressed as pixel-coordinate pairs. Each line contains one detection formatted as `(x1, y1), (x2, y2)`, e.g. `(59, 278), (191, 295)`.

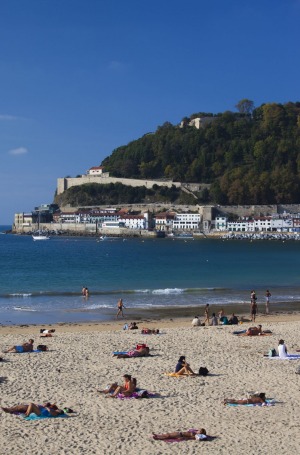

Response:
(1, 313), (300, 455)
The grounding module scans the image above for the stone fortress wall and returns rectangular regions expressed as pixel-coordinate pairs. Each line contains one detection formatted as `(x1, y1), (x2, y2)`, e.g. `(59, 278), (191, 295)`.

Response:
(57, 175), (210, 195)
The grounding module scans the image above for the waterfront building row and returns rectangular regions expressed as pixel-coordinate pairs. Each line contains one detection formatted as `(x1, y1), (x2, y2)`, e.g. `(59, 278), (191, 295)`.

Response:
(215, 215), (300, 232)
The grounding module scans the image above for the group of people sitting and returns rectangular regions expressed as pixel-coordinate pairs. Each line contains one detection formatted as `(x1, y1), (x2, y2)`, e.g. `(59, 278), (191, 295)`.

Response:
(192, 311), (239, 327)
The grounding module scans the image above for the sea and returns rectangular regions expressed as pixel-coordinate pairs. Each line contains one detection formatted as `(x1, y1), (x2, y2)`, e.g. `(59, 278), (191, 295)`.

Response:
(1, 225), (300, 325)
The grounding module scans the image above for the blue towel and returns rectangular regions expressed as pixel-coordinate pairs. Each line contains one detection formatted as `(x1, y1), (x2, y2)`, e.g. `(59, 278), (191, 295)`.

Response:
(22, 412), (68, 421)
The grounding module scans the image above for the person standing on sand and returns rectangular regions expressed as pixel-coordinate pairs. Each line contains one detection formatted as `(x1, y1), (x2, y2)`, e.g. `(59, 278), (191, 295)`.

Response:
(116, 298), (126, 318)
(204, 304), (210, 325)
(250, 290), (257, 304)
(265, 290), (271, 314)
(250, 299), (258, 322)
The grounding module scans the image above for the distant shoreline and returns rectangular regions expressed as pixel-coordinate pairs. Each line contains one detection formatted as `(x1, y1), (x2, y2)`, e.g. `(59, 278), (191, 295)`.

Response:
(1, 301), (300, 331)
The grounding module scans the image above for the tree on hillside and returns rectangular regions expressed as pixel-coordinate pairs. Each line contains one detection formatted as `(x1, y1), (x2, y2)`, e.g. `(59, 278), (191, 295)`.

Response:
(235, 99), (254, 115)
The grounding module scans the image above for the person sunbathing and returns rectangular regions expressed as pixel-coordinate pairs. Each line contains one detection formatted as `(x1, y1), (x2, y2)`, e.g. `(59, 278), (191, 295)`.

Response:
(223, 393), (266, 405)
(98, 374), (137, 397)
(116, 346), (150, 358)
(153, 428), (207, 440)
(175, 356), (196, 376)
(40, 329), (55, 337)
(141, 328), (159, 334)
(237, 325), (263, 336)
(4, 339), (34, 353)
(1, 402), (64, 417)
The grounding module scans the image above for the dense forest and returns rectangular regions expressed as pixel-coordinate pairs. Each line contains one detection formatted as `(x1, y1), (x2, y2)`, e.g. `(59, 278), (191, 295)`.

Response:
(99, 101), (300, 205)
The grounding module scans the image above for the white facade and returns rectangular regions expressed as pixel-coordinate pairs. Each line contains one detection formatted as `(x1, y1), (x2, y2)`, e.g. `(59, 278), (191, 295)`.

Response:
(172, 213), (201, 231)
(215, 216), (227, 231)
(87, 166), (104, 175)
(120, 216), (146, 229)
(227, 221), (255, 232)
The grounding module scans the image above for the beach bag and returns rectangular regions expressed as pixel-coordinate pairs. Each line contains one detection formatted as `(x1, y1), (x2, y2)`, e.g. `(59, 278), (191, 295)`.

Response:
(136, 389), (149, 398)
(37, 344), (48, 351)
(268, 348), (277, 357)
(136, 344), (146, 350)
(199, 367), (209, 376)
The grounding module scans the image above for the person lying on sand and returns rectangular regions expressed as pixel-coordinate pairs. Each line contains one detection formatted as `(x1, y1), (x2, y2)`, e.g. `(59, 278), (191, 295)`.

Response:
(153, 428), (207, 440)
(116, 346), (150, 358)
(175, 356), (196, 376)
(4, 339), (34, 353)
(141, 328), (159, 334)
(98, 374), (136, 397)
(1, 402), (64, 417)
(223, 393), (266, 405)
(237, 325), (263, 336)
(40, 329), (55, 337)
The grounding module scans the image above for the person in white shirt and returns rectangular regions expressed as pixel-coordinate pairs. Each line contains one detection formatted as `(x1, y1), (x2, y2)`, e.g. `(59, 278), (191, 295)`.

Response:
(278, 339), (288, 358)
(211, 313), (218, 326)
(192, 316), (201, 327)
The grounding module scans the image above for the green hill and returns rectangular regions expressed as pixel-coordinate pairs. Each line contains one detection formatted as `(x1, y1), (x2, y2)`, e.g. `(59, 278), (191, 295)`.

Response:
(56, 101), (300, 206)
(100, 101), (300, 205)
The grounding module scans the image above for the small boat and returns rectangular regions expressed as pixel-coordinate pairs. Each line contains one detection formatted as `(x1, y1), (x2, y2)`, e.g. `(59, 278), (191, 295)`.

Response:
(32, 234), (50, 241)
(173, 232), (194, 239)
(32, 210), (50, 240)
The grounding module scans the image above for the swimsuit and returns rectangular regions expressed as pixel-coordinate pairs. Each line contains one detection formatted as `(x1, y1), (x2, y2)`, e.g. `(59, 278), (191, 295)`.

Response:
(38, 406), (51, 417)
(15, 346), (24, 353)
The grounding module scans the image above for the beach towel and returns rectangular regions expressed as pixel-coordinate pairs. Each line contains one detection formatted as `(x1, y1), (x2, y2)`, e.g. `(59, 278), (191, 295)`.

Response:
(225, 399), (275, 407)
(116, 391), (157, 400)
(11, 349), (44, 354)
(236, 333), (272, 337)
(164, 372), (198, 377)
(21, 413), (69, 421)
(268, 354), (300, 360)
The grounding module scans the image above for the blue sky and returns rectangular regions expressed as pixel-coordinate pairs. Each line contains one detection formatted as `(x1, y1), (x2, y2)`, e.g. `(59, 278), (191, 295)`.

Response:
(1, 0), (300, 223)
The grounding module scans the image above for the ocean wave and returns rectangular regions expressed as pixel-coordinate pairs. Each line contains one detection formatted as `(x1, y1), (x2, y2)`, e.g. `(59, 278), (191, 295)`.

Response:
(152, 288), (184, 295)
(9, 293), (32, 298)
(13, 306), (37, 312)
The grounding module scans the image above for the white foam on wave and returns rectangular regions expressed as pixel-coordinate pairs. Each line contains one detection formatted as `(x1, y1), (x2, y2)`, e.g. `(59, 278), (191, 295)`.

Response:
(13, 306), (37, 312)
(85, 304), (114, 310)
(152, 288), (184, 295)
(10, 293), (32, 297)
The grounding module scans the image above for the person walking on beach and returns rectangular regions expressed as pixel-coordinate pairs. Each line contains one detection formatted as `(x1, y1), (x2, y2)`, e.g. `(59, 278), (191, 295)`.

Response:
(204, 304), (210, 326)
(116, 298), (126, 318)
(265, 290), (271, 314)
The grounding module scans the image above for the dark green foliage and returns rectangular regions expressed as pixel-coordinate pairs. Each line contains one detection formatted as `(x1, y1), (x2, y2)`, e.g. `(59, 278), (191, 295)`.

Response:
(54, 182), (193, 206)
(101, 102), (300, 204)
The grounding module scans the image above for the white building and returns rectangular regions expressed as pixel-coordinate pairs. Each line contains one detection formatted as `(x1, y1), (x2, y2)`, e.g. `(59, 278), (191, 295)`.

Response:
(172, 213), (201, 231)
(87, 166), (104, 175)
(227, 220), (255, 232)
(120, 214), (146, 229)
(155, 212), (175, 231)
(215, 216), (228, 231)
